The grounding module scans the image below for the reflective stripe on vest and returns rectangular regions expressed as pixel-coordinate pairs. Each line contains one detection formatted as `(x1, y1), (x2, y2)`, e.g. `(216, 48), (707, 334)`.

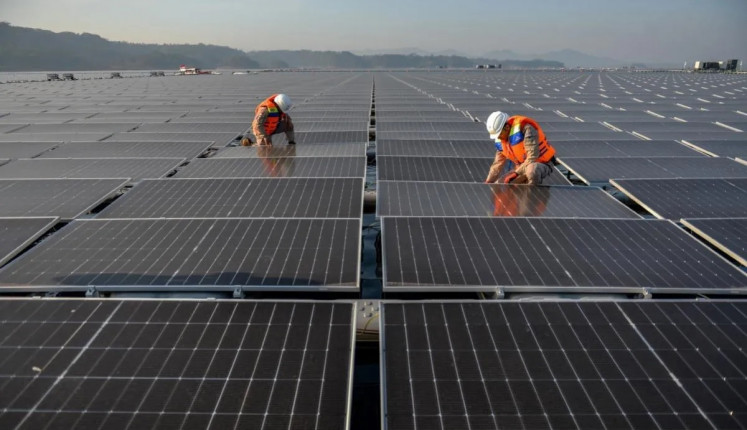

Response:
(256, 94), (283, 135)
(499, 115), (555, 164)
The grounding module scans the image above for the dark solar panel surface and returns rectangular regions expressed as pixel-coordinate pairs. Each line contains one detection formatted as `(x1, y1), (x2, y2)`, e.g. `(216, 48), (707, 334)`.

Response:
(378, 182), (639, 218)
(36, 141), (212, 160)
(133, 122), (248, 134)
(0, 217), (58, 266)
(0, 133), (113, 142)
(214, 143), (366, 158)
(0, 218), (360, 292)
(560, 157), (747, 184)
(0, 142), (60, 159)
(0, 158), (184, 181)
(378, 157), (491, 182)
(376, 140), (494, 158)
(681, 140), (747, 158)
(0, 179), (128, 220)
(173, 157), (365, 179)
(98, 178), (363, 219)
(378, 156), (571, 185)
(10, 123), (140, 134)
(260, 131), (369, 145)
(382, 217), (746, 293)
(680, 218), (747, 266)
(0, 299), (354, 430)
(103, 132), (239, 146)
(553, 140), (703, 158)
(610, 178), (747, 219)
(382, 301), (747, 430)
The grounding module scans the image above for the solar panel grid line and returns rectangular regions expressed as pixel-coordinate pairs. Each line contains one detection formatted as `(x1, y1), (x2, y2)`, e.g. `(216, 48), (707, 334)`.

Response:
(0, 218), (360, 291)
(680, 218), (747, 266)
(611, 303), (719, 429)
(0, 300), (354, 429)
(10, 300), (126, 430)
(382, 217), (747, 293)
(382, 301), (745, 430)
(377, 182), (641, 218)
(610, 178), (747, 220)
(616, 301), (746, 428)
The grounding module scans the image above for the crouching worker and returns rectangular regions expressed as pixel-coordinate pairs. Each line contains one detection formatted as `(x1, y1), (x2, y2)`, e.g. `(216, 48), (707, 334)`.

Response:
(484, 111), (556, 185)
(241, 93), (295, 146)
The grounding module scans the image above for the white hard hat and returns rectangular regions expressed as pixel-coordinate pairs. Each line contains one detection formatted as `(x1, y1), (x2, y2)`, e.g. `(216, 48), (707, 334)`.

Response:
(486, 111), (509, 139)
(273, 94), (293, 111)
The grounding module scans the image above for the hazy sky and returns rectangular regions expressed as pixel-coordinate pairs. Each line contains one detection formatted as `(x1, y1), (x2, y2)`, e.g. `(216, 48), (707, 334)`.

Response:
(2, 0), (746, 63)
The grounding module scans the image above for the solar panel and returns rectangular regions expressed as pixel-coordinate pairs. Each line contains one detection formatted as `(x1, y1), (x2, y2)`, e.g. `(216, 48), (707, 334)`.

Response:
(377, 156), (571, 185)
(0, 142), (61, 159)
(382, 301), (747, 430)
(35, 141), (212, 160)
(378, 182), (640, 218)
(376, 122), (485, 132)
(382, 217), (747, 294)
(10, 123), (141, 134)
(0, 217), (58, 266)
(134, 122), (248, 134)
(0, 179), (128, 220)
(680, 218), (747, 266)
(104, 133), (239, 146)
(378, 156), (491, 182)
(681, 140), (747, 158)
(256, 131), (369, 145)
(293, 121), (369, 132)
(552, 140), (704, 158)
(560, 157), (747, 185)
(376, 131), (486, 140)
(0, 133), (113, 143)
(0, 124), (32, 133)
(214, 143), (366, 158)
(174, 157), (365, 179)
(0, 218), (360, 292)
(376, 140), (494, 158)
(610, 178), (747, 219)
(0, 158), (184, 182)
(98, 178), (363, 219)
(0, 299), (354, 430)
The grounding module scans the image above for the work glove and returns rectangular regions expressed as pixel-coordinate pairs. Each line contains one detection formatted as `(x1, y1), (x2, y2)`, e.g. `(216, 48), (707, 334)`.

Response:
(503, 172), (519, 184)
(240, 137), (252, 146)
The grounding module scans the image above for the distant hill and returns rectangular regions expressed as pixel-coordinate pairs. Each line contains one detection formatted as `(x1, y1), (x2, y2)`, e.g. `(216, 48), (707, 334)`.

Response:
(0, 22), (563, 71)
(483, 48), (625, 68)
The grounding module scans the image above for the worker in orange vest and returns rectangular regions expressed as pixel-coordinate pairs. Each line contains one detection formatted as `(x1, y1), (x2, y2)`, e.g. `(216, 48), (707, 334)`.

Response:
(484, 111), (556, 185)
(241, 94), (295, 146)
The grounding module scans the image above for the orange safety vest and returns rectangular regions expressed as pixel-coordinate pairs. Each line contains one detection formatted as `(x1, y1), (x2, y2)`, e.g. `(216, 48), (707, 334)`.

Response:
(498, 115), (555, 165)
(255, 94), (285, 135)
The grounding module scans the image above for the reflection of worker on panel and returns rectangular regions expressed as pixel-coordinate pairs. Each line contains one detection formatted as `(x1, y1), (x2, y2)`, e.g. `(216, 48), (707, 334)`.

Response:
(257, 145), (295, 177)
(491, 184), (550, 217)
(241, 94), (296, 146)
(484, 111), (557, 185)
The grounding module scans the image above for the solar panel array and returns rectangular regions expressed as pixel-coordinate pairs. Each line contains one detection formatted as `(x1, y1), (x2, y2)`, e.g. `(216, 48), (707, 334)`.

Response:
(1, 70), (746, 429)
(375, 71), (747, 298)
(0, 299), (355, 430)
(382, 301), (747, 430)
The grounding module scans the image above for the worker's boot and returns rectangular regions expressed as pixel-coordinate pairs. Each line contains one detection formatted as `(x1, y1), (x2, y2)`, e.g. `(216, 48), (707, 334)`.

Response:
(240, 137), (253, 146)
